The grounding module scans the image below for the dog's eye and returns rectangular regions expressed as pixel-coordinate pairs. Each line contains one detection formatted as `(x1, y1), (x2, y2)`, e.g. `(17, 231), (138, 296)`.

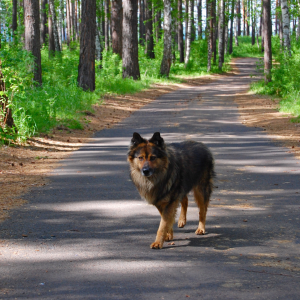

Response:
(150, 156), (156, 161)
(138, 156), (144, 161)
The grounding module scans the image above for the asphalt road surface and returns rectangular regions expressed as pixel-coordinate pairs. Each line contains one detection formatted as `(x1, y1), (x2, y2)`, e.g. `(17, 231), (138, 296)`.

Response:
(1, 58), (300, 300)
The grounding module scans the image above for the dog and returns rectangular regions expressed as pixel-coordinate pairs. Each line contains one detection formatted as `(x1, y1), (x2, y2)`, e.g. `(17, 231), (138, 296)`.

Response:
(127, 132), (215, 249)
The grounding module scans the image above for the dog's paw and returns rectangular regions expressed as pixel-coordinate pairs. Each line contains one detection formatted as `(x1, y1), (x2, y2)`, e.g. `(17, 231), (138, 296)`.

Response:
(195, 228), (205, 235)
(178, 219), (186, 228)
(150, 241), (163, 249)
(165, 232), (173, 241)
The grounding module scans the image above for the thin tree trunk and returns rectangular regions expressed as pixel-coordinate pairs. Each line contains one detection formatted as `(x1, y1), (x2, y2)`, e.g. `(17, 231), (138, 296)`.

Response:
(197, 0), (202, 39)
(145, 0), (155, 58)
(104, 0), (109, 50)
(122, 0), (140, 79)
(207, 0), (212, 71)
(41, 0), (48, 45)
(212, 0), (217, 65)
(191, 0), (195, 41)
(224, 22), (228, 54)
(297, 15), (300, 41)
(235, 1), (239, 45)
(184, 0), (192, 67)
(160, 0), (172, 77)
(78, 0), (96, 91)
(111, 0), (123, 57)
(263, 0), (272, 83)
(155, 9), (161, 42)
(12, 0), (17, 37)
(178, 0), (184, 62)
(218, 0), (225, 70)
(66, 0), (71, 46)
(281, 0), (291, 55)
(24, 0), (42, 85)
(49, 0), (61, 52)
(237, 0), (241, 35)
(48, 2), (55, 56)
(229, 0), (235, 54)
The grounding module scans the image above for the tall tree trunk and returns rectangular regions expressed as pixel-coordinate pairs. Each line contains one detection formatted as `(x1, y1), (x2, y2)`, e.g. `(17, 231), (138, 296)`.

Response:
(160, 0), (172, 77)
(122, 0), (140, 79)
(218, 0), (225, 70)
(212, 0), (217, 65)
(66, 0), (71, 46)
(178, 0), (184, 62)
(145, 0), (155, 58)
(104, 0), (109, 50)
(297, 15), (300, 41)
(229, 0), (235, 54)
(12, 0), (17, 37)
(184, 0), (192, 67)
(24, 0), (42, 85)
(281, 0), (291, 55)
(191, 0), (195, 41)
(237, 0), (241, 35)
(235, 2), (239, 46)
(49, 0), (61, 52)
(41, 0), (48, 45)
(263, 0), (272, 83)
(224, 22), (228, 54)
(243, 0), (245, 35)
(48, 2), (55, 56)
(207, 0), (212, 71)
(78, 0), (96, 91)
(197, 0), (202, 39)
(111, 0), (123, 57)
(155, 9), (161, 42)
(185, 0), (189, 54)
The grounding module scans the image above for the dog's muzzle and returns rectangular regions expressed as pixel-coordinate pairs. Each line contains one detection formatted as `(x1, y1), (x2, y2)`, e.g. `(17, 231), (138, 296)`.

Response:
(141, 167), (154, 177)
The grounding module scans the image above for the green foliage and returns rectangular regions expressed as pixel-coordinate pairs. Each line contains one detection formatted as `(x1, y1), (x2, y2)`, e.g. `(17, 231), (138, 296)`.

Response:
(250, 36), (300, 118)
(231, 36), (264, 58)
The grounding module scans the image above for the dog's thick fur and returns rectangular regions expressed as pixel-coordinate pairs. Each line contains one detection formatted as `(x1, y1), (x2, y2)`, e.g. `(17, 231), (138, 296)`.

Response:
(127, 132), (215, 249)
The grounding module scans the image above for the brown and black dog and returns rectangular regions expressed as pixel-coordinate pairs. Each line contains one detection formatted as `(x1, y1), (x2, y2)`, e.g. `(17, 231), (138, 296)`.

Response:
(127, 132), (215, 249)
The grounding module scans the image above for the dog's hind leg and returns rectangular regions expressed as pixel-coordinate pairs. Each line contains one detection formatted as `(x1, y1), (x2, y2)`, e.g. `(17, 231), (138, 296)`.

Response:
(193, 187), (210, 235)
(178, 195), (188, 228)
(151, 200), (178, 249)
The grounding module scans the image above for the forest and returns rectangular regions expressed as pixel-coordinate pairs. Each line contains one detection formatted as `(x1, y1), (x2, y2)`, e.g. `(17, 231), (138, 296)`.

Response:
(0, 0), (299, 144)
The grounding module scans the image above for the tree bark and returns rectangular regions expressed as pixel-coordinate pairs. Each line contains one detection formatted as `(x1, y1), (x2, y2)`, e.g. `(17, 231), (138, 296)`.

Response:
(145, 0), (155, 58)
(178, 0), (184, 62)
(263, 0), (272, 83)
(77, 0), (96, 91)
(160, 0), (172, 77)
(229, 0), (235, 54)
(191, 0), (195, 41)
(104, 0), (110, 50)
(155, 9), (161, 42)
(40, 0), (48, 45)
(24, 0), (42, 85)
(197, 0), (202, 39)
(48, 2), (55, 56)
(218, 0), (225, 70)
(12, 0), (18, 37)
(207, 0), (212, 72)
(237, 0), (241, 35)
(281, 0), (291, 55)
(122, 0), (140, 80)
(184, 0), (192, 67)
(49, 0), (61, 52)
(111, 0), (123, 57)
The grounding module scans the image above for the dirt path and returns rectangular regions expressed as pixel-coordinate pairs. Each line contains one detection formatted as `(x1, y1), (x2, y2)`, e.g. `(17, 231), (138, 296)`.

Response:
(0, 58), (299, 223)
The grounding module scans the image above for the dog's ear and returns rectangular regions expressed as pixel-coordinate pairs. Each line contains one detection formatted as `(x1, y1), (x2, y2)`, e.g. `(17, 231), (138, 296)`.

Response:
(149, 132), (164, 148)
(131, 132), (146, 146)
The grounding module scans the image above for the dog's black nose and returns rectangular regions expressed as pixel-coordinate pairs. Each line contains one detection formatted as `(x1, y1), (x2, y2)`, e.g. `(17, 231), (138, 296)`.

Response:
(142, 167), (153, 177)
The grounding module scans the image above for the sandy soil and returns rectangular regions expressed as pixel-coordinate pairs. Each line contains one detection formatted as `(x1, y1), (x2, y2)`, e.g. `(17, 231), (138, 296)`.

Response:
(1, 63), (299, 222)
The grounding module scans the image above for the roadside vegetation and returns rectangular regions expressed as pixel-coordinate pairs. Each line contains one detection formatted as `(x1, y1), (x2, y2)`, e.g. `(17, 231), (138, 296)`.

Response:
(250, 35), (300, 122)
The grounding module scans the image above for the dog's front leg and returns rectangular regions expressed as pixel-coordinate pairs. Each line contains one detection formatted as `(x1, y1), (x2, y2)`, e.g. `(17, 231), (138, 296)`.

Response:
(150, 201), (178, 249)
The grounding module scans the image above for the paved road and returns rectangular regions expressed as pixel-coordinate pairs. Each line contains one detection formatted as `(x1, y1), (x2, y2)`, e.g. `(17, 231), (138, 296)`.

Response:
(1, 58), (300, 299)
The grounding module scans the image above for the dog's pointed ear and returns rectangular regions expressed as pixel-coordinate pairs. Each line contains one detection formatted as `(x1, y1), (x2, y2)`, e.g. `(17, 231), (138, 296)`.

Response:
(149, 132), (164, 148)
(131, 132), (145, 146)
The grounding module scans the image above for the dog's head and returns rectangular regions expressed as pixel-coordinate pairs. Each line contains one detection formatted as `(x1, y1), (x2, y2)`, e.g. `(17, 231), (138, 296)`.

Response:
(128, 132), (167, 177)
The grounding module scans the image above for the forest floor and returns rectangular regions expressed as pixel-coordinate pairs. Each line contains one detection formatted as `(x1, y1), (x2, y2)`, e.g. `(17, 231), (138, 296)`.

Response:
(0, 59), (299, 222)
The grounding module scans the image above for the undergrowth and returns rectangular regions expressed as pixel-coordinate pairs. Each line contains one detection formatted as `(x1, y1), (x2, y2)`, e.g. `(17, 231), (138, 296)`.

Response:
(250, 35), (300, 121)
(1, 36), (234, 144)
